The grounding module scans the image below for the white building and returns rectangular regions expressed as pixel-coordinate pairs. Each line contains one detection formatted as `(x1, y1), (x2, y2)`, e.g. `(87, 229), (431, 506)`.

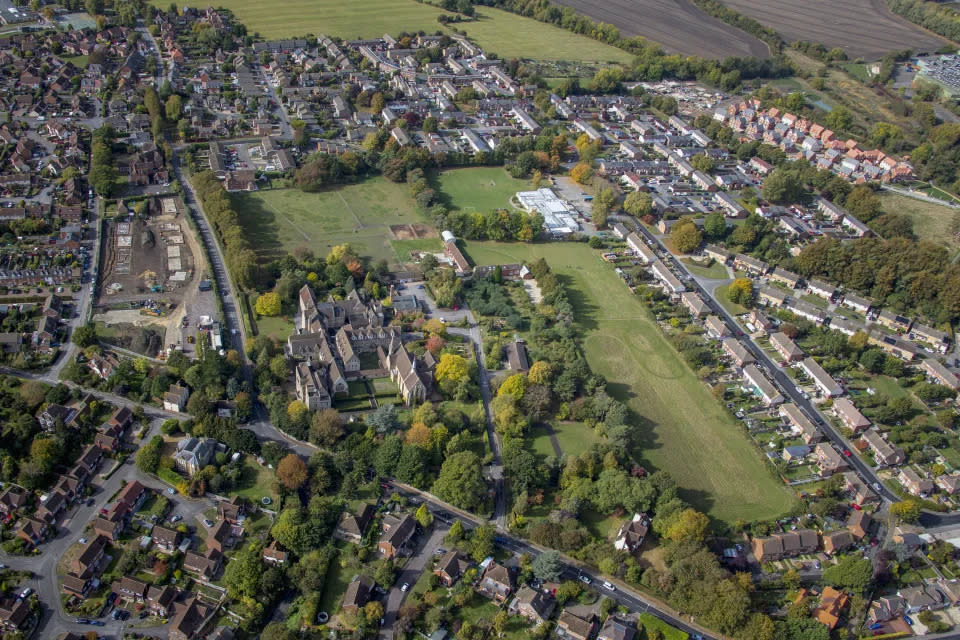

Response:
(515, 189), (579, 236)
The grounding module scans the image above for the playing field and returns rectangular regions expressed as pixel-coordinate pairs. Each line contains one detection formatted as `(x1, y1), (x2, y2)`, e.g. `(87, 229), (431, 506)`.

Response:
(879, 191), (960, 249)
(231, 179), (429, 265)
(212, 0), (632, 62)
(462, 241), (794, 523)
(434, 167), (531, 212)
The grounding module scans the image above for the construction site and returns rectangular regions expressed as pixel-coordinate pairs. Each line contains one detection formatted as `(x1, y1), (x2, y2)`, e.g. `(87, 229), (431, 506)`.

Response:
(94, 197), (218, 359)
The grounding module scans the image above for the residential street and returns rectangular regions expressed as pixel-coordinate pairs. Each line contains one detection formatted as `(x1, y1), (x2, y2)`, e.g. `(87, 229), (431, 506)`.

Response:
(379, 525), (448, 639)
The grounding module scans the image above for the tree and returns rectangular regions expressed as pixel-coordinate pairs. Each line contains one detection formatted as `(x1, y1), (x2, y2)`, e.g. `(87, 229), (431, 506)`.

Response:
(528, 361), (552, 385)
(432, 451), (486, 511)
(310, 409), (343, 446)
(72, 323), (97, 348)
(276, 454), (308, 490)
(570, 163), (593, 185)
(761, 168), (804, 204)
(415, 503), (434, 528)
(727, 277), (754, 306)
(255, 292), (282, 317)
(531, 550), (564, 582)
(223, 545), (262, 600)
(367, 404), (399, 433)
(822, 555), (873, 594)
(670, 220), (702, 254)
(690, 154), (716, 173)
(703, 211), (727, 239)
(891, 499), (922, 523)
(825, 106), (853, 131)
(470, 525), (495, 562)
(260, 622), (296, 640)
(498, 373), (528, 400)
(623, 190), (652, 217)
(364, 601), (384, 625)
(664, 508), (709, 543)
(435, 353), (469, 383)
(165, 94), (182, 121)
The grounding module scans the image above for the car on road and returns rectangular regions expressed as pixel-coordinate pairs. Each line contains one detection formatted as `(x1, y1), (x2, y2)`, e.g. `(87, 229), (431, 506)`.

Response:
(76, 618), (90, 624)
(579, 575), (592, 584)
(850, 502), (862, 511)
(87, 498), (95, 507)
(167, 488), (176, 495)
(19, 588), (31, 599)
(602, 581), (615, 591)
(79, 537), (87, 544)
(170, 515), (182, 523)
(90, 620), (104, 626)
(843, 449), (852, 457)
(203, 519), (214, 528)
(401, 583), (409, 592)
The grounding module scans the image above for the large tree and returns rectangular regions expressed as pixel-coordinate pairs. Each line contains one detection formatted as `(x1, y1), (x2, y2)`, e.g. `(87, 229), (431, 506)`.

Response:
(431, 451), (486, 511)
(531, 550), (564, 582)
(276, 454), (308, 490)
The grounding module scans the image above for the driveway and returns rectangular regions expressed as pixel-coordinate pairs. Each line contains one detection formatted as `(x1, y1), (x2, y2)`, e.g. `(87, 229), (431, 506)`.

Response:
(380, 525), (447, 638)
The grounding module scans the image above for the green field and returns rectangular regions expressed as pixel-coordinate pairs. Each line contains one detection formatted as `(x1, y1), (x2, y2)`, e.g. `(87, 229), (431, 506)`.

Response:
(256, 315), (294, 341)
(680, 258), (730, 280)
(463, 241), (793, 523)
(390, 238), (442, 262)
(434, 167), (531, 212)
(232, 179), (429, 266)
(879, 192), (960, 248)
(211, 0), (632, 62)
(229, 456), (280, 505)
(638, 613), (689, 640)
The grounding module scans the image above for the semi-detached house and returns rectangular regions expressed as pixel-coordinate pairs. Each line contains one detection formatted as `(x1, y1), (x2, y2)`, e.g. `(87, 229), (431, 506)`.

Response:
(742, 364), (783, 406)
(800, 357), (843, 397)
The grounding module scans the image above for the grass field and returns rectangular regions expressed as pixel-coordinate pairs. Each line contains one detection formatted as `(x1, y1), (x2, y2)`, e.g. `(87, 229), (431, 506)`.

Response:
(390, 238), (442, 262)
(232, 179), (427, 266)
(434, 167), (531, 212)
(462, 241), (793, 523)
(680, 258), (730, 280)
(879, 192), (959, 248)
(212, 0), (632, 62)
(230, 456), (280, 505)
(256, 315), (294, 341)
(639, 613), (689, 640)
(552, 420), (600, 456)
(713, 284), (749, 317)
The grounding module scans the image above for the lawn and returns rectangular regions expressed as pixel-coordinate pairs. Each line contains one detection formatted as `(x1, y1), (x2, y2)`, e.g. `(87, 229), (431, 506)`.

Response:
(319, 556), (352, 615)
(256, 315), (294, 341)
(638, 613), (689, 640)
(551, 420), (600, 457)
(209, 0), (632, 62)
(231, 178), (427, 266)
(713, 284), (749, 317)
(680, 258), (729, 280)
(879, 191), (959, 248)
(529, 424), (559, 459)
(461, 241), (794, 523)
(229, 456), (279, 506)
(62, 54), (89, 68)
(434, 167), (532, 212)
(390, 238), (442, 262)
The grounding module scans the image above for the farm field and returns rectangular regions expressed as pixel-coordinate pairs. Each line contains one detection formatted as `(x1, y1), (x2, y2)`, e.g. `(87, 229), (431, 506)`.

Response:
(879, 192), (960, 249)
(462, 241), (794, 523)
(231, 178), (430, 266)
(214, 0), (632, 62)
(434, 167), (530, 212)
(551, 0), (769, 59)
(720, 0), (946, 59)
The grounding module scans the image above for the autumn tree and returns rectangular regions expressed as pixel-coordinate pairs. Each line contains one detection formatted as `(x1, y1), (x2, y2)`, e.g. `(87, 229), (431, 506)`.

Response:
(727, 277), (754, 306)
(570, 162), (593, 185)
(528, 361), (552, 385)
(276, 454), (308, 490)
(255, 292), (282, 317)
(405, 422), (433, 449)
(498, 373), (528, 400)
(670, 219), (702, 254)
(623, 190), (652, 217)
(310, 409), (344, 446)
(891, 500), (921, 523)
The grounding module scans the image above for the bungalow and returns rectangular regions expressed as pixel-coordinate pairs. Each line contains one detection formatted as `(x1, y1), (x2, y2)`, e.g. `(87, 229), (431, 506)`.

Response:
(722, 339), (755, 368)
(680, 291), (710, 318)
(505, 339), (529, 373)
(341, 575), (374, 613)
(800, 357), (843, 397)
(757, 285), (787, 307)
(378, 513), (416, 560)
(478, 561), (513, 603)
(770, 332), (804, 362)
(922, 359), (959, 391)
(821, 530), (853, 555)
(509, 585), (555, 626)
(182, 548), (222, 580)
(770, 267), (801, 289)
(742, 364), (783, 406)
(832, 398), (870, 432)
(840, 293), (872, 314)
(899, 467), (934, 497)
(899, 585), (947, 613)
(613, 513), (649, 555)
(816, 443), (848, 476)
(335, 504), (375, 543)
(780, 404), (820, 444)
(733, 253), (768, 275)
(556, 609), (595, 640)
(869, 595), (906, 625)
(807, 279), (838, 301)
(434, 550), (471, 586)
(751, 529), (818, 562)
(704, 315), (729, 339)
(862, 429), (906, 467)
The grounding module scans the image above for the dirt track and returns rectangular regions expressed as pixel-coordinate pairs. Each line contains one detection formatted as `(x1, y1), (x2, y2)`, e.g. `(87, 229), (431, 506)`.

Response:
(720, 0), (947, 60)
(552, 0), (770, 59)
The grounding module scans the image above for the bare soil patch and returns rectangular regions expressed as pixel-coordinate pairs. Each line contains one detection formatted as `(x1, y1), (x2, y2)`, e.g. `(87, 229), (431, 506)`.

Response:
(389, 224), (437, 240)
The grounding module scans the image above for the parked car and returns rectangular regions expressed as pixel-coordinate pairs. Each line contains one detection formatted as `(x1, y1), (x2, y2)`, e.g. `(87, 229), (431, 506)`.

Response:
(602, 581), (615, 591)
(203, 519), (214, 528)
(400, 583), (409, 592)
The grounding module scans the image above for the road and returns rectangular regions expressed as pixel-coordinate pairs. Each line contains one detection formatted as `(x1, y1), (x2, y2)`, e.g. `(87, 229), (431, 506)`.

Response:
(379, 525), (447, 639)
(388, 480), (722, 640)
(882, 184), (960, 209)
(630, 222), (899, 505)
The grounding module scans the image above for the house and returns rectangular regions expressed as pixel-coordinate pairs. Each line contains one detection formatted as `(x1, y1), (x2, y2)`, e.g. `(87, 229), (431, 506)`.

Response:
(807, 279), (838, 301)
(15, 516), (48, 547)
(434, 550), (471, 587)
(840, 293), (872, 314)
(341, 575), (374, 613)
(509, 585), (555, 626)
(814, 587), (849, 630)
(757, 285), (787, 307)
(151, 525), (181, 553)
(505, 339), (529, 373)
(163, 384), (190, 412)
(844, 471), (879, 505)
(146, 585), (177, 617)
(169, 597), (214, 640)
(114, 576), (149, 603)
(770, 332), (804, 362)
(783, 445), (810, 461)
(869, 595), (906, 624)
(263, 541), (288, 566)
(335, 503), (375, 543)
(37, 491), (66, 523)
(207, 518), (231, 553)
(938, 474), (960, 495)
(37, 403), (75, 430)
(848, 511), (872, 540)
(62, 573), (91, 596)
(650, 260), (685, 294)
(556, 609), (595, 640)
(0, 485), (28, 519)
(598, 616), (637, 640)
(770, 267), (801, 289)
(832, 398), (870, 432)
(800, 357), (843, 397)
(913, 323), (950, 353)
(899, 467), (934, 496)
(722, 339), (755, 368)
(72, 534), (108, 579)
(876, 310), (912, 332)
(704, 315), (729, 339)
(751, 529), (819, 562)
(680, 291), (710, 318)
(816, 443), (848, 476)
(0, 596), (31, 632)
(922, 359), (960, 391)
(182, 548), (222, 580)
(785, 299), (826, 325)
(116, 480), (148, 511)
(733, 253), (768, 275)
(821, 530), (853, 555)
(899, 584), (947, 613)
(107, 406), (133, 431)
(378, 337), (434, 406)
(478, 561), (513, 603)
(92, 514), (125, 542)
(704, 244), (732, 264)
(780, 403), (820, 444)
(613, 513), (649, 555)
(742, 364), (783, 406)
(378, 513), (416, 560)
(217, 496), (245, 525)
(626, 233), (657, 264)
(173, 437), (217, 476)
(862, 429), (905, 466)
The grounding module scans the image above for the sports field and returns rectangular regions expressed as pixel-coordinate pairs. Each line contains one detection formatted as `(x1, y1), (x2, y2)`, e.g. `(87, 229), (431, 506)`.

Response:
(879, 192), (960, 249)
(231, 179), (429, 265)
(434, 167), (530, 212)
(462, 241), (794, 523)
(214, 0), (632, 62)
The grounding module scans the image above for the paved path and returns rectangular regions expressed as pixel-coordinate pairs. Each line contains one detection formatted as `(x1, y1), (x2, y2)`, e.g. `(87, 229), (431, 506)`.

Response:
(379, 525), (447, 639)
